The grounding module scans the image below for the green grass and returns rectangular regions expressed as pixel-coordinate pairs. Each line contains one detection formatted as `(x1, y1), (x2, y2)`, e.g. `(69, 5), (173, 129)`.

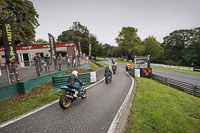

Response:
(89, 61), (101, 70)
(96, 57), (107, 61)
(97, 61), (109, 67)
(125, 78), (200, 133)
(151, 65), (200, 75)
(0, 83), (58, 123)
(116, 59), (133, 64)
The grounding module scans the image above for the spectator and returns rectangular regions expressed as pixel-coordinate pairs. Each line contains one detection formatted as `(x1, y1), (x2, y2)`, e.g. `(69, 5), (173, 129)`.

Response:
(33, 53), (42, 76)
(8, 62), (20, 83)
(58, 53), (62, 71)
(44, 54), (50, 72)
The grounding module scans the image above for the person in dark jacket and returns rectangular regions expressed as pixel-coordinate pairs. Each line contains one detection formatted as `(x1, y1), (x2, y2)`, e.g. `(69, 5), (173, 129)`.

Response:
(68, 70), (82, 97)
(105, 66), (112, 79)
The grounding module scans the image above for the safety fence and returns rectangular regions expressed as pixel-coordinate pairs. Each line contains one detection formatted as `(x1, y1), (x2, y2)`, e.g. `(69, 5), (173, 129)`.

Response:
(152, 74), (200, 98)
(0, 69), (72, 101)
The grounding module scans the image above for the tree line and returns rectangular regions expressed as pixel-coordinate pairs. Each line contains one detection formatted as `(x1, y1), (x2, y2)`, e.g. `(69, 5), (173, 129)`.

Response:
(0, 0), (199, 68)
(110, 27), (200, 68)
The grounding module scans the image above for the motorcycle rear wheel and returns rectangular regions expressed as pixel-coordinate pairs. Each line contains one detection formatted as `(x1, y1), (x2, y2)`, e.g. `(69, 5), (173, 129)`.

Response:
(59, 95), (71, 109)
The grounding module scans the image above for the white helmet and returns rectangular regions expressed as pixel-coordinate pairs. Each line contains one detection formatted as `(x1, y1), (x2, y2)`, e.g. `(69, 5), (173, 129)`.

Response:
(72, 70), (78, 77)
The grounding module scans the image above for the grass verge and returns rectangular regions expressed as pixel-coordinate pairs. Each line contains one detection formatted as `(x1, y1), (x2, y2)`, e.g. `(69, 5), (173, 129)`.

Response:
(97, 61), (109, 67)
(116, 59), (132, 64)
(96, 57), (107, 61)
(151, 65), (200, 75)
(89, 61), (101, 70)
(0, 83), (58, 123)
(125, 78), (200, 133)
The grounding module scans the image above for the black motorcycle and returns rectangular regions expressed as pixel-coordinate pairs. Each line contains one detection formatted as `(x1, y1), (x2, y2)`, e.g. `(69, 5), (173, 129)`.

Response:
(105, 73), (112, 84)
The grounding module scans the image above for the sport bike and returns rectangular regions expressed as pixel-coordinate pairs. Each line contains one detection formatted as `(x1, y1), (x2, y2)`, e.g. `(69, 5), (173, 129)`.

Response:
(59, 82), (87, 109)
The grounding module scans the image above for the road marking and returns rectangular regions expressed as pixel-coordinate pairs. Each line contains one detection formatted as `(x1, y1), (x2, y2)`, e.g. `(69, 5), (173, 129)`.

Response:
(0, 77), (105, 129)
(107, 71), (134, 133)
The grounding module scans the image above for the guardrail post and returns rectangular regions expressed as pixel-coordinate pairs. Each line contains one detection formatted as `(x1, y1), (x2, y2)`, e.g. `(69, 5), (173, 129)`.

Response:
(165, 78), (168, 85)
(193, 85), (196, 96)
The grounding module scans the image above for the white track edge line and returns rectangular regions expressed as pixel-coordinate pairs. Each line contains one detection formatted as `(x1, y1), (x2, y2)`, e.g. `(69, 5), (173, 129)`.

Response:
(0, 77), (105, 129)
(107, 71), (134, 133)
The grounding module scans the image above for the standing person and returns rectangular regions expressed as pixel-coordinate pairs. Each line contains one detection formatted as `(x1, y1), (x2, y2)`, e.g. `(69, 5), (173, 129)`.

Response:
(8, 62), (20, 83)
(53, 56), (58, 70)
(58, 53), (62, 71)
(65, 54), (70, 68)
(33, 53), (42, 76)
(44, 54), (50, 72)
(77, 54), (80, 66)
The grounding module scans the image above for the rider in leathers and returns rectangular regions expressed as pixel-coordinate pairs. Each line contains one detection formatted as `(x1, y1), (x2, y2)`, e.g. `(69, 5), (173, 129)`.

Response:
(105, 67), (112, 80)
(68, 70), (82, 97)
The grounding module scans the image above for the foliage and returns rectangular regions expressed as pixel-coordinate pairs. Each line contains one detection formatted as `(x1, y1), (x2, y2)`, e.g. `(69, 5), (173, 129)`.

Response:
(0, 0), (39, 46)
(57, 21), (103, 56)
(115, 27), (144, 59)
(125, 78), (200, 133)
(162, 27), (200, 67)
(143, 36), (163, 62)
(35, 39), (48, 44)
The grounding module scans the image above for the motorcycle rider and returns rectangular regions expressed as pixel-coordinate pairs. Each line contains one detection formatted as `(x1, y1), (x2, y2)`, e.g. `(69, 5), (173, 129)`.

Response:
(105, 66), (112, 80)
(112, 61), (117, 71)
(68, 70), (82, 97)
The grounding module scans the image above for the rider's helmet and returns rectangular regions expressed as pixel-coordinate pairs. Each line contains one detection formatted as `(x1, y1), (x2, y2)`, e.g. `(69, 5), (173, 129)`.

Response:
(72, 70), (78, 77)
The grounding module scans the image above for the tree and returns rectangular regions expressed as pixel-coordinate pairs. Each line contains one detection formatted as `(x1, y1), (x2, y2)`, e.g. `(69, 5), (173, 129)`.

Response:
(162, 27), (200, 66)
(35, 39), (48, 44)
(102, 43), (113, 57)
(143, 36), (163, 62)
(115, 27), (144, 59)
(0, 0), (39, 46)
(57, 21), (103, 56)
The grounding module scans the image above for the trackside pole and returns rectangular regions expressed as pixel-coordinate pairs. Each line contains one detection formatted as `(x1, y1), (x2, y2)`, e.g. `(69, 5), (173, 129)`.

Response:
(6, 64), (11, 84)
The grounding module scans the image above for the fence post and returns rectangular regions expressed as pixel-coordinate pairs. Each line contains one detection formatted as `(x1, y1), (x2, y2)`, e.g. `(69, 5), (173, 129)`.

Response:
(193, 85), (196, 96)
(165, 78), (168, 85)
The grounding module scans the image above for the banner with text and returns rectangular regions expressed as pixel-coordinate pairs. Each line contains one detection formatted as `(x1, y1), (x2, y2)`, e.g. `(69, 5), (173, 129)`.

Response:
(48, 33), (57, 59)
(2, 17), (18, 63)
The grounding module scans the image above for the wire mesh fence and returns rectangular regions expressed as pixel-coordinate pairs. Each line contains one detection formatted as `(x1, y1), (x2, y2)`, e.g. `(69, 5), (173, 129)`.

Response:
(0, 58), (88, 87)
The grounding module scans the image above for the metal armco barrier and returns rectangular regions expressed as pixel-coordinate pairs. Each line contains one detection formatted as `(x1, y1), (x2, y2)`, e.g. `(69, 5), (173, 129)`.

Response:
(152, 74), (200, 98)
(52, 73), (91, 88)
(96, 68), (105, 81)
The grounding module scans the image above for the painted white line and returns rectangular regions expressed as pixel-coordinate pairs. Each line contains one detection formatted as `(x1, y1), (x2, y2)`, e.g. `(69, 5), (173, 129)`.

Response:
(0, 100), (58, 128)
(107, 71), (134, 133)
(0, 77), (105, 129)
(87, 77), (105, 90)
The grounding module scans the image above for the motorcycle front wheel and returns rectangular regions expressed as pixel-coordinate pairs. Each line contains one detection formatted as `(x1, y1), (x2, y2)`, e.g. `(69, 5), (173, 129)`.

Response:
(59, 94), (71, 109)
(81, 89), (87, 98)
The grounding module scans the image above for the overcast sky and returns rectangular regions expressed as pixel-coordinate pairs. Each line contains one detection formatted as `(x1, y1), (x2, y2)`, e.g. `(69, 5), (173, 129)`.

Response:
(30, 0), (200, 46)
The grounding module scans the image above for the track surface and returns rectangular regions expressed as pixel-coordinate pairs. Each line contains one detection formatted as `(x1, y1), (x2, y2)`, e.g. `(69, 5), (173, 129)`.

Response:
(117, 63), (200, 86)
(0, 63), (132, 133)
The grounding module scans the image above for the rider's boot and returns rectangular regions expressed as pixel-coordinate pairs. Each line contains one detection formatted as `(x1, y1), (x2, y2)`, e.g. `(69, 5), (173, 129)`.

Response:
(73, 90), (78, 97)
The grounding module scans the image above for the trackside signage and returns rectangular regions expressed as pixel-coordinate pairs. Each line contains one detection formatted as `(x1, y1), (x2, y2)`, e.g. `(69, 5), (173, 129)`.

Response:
(2, 17), (17, 63)
(0, 43), (75, 51)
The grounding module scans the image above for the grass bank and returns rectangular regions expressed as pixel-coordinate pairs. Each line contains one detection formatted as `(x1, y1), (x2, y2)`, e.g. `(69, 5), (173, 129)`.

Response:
(0, 83), (58, 123)
(116, 58), (132, 64)
(97, 61), (109, 67)
(96, 57), (107, 61)
(125, 78), (200, 133)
